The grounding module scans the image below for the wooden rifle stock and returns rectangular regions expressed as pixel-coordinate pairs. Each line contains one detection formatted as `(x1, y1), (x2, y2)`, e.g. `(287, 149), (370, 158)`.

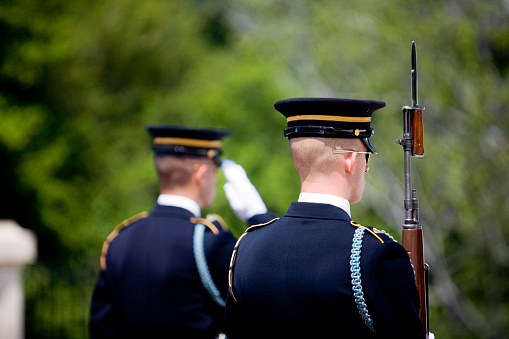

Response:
(402, 228), (427, 335)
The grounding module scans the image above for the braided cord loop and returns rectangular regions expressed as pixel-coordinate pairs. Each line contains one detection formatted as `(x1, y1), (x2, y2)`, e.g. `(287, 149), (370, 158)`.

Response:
(193, 223), (226, 307)
(350, 227), (376, 333)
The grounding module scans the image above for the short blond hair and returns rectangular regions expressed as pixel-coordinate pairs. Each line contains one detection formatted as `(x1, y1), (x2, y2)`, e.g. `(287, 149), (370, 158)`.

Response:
(155, 155), (209, 190)
(290, 137), (361, 180)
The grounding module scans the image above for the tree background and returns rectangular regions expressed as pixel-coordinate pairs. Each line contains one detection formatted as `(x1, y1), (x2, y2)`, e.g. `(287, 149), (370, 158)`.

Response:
(1, 0), (508, 338)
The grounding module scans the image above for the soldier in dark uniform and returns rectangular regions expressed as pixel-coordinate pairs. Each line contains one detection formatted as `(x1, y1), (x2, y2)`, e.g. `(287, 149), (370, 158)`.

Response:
(226, 98), (425, 338)
(89, 125), (275, 339)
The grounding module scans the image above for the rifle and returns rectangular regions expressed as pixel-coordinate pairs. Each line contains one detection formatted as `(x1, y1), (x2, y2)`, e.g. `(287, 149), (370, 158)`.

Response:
(396, 41), (429, 336)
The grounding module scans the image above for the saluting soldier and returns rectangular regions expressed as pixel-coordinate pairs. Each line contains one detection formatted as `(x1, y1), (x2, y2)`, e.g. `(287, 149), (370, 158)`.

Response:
(226, 98), (425, 338)
(89, 125), (275, 339)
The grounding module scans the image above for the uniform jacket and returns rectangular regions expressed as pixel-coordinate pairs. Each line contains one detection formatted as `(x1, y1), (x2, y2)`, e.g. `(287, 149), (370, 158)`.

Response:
(89, 204), (274, 339)
(226, 201), (425, 339)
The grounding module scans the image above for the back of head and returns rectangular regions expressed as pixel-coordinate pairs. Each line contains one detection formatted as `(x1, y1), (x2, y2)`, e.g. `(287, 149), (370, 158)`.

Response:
(275, 97), (385, 201)
(290, 137), (361, 182)
(154, 155), (197, 190)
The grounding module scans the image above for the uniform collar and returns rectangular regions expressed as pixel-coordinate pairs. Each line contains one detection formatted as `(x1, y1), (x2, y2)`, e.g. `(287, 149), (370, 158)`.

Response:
(298, 192), (351, 217)
(284, 201), (351, 222)
(157, 194), (201, 218)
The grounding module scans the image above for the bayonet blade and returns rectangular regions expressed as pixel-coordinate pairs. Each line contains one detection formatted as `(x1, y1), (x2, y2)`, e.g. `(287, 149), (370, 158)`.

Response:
(411, 41), (418, 107)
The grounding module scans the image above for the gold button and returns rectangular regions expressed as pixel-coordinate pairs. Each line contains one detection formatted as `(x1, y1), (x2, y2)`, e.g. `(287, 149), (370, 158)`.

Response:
(207, 149), (216, 158)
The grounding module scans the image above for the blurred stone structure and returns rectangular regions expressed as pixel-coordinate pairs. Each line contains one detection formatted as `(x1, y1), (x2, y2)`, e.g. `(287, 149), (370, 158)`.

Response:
(0, 220), (37, 339)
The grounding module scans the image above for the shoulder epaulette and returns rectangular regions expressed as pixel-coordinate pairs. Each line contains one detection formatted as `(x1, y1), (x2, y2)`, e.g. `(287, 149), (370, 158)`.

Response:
(350, 221), (385, 243)
(228, 217), (279, 302)
(245, 217), (279, 233)
(206, 214), (229, 231)
(190, 216), (224, 235)
(100, 211), (148, 270)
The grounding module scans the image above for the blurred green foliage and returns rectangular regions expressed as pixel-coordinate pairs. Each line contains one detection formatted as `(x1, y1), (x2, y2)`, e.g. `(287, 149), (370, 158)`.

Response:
(1, 0), (508, 338)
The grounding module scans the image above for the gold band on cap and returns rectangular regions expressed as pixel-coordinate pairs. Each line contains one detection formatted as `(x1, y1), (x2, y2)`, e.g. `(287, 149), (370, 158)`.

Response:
(153, 137), (222, 148)
(287, 115), (371, 123)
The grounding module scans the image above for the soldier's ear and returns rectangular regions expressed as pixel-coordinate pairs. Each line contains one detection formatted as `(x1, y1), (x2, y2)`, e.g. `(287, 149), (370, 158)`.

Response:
(344, 152), (357, 174)
(193, 163), (209, 187)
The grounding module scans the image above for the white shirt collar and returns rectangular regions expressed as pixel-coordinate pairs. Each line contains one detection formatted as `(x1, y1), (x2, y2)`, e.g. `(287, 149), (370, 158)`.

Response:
(157, 194), (201, 218)
(298, 192), (351, 217)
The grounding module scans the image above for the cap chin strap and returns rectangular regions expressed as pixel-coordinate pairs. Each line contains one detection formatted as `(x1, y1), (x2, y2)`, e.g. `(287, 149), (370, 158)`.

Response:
(284, 126), (377, 154)
(284, 126), (373, 139)
(154, 146), (222, 165)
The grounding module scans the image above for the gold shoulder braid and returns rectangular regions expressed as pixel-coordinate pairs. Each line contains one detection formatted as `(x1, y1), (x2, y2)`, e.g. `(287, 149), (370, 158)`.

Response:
(100, 212), (148, 270)
(350, 221), (385, 243)
(190, 214), (229, 235)
(205, 214), (228, 231)
(190, 217), (222, 235)
(350, 220), (397, 243)
(228, 218), (279, 302)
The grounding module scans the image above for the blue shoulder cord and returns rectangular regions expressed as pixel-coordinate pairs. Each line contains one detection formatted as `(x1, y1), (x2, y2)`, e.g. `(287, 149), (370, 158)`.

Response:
(350, 227), (376, 333)
(193, 223), (226, 307)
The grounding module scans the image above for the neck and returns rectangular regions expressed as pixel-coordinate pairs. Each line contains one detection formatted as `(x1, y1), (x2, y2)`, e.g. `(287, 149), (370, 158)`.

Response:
(300, 177), (349, 201)
(160, 185), (202, 207)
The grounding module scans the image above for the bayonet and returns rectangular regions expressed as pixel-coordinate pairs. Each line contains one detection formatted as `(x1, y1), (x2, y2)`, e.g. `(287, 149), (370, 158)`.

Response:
(411, 41), (419, 108)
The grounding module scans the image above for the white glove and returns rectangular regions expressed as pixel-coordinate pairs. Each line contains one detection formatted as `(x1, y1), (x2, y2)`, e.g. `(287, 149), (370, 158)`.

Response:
(221, 159), (268, 221)
(429, 333), (435, 339)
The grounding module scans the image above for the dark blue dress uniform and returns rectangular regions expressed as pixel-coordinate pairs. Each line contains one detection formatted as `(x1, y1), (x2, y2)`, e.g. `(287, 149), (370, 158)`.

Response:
(225, 98), (425, 338)
(90, 204), (275, 338)
(89, 125), (275, 338)
(226, 202), (424, 338)
(90, 207), (228, 338)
